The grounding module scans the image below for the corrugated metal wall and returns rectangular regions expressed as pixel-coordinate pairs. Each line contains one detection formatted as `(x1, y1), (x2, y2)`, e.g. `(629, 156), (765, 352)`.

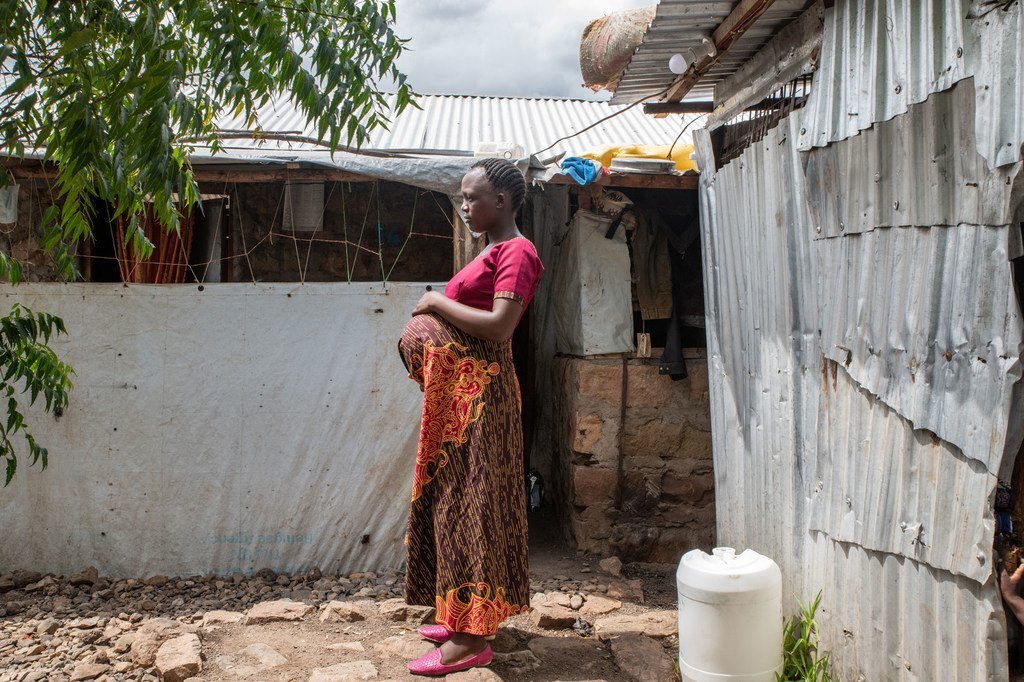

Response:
(694, 2), (1024, 678)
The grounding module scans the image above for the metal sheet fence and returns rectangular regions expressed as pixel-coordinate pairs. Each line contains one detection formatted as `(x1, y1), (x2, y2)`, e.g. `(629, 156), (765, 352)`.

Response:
(696, 97), (1019, 677)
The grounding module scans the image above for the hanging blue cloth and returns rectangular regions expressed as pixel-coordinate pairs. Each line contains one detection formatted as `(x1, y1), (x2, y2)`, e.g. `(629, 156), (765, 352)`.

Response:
(559, 157), (602, 186)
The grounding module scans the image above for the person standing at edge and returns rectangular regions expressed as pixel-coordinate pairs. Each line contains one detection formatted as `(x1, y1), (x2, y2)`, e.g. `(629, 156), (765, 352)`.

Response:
(397, 158), (544, 676)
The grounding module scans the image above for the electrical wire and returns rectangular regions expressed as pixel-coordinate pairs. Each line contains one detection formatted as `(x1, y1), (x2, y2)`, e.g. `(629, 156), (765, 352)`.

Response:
(531, 84), (674, 157)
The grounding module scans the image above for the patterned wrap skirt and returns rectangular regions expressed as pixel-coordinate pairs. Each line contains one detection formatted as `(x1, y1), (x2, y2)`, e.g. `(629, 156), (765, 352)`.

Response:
(398, 313), (530, 635)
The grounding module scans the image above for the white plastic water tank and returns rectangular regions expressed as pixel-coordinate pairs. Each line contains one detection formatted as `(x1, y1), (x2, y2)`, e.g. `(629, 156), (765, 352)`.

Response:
(677, 547), (783, 681)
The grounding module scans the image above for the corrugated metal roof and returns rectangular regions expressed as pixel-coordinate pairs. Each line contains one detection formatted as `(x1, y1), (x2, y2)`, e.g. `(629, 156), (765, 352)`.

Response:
(798, 0), (1024, 169)
(609, 0), (814, 105)
(212, 93), (697, 158)
(695, 100), (1020, 680)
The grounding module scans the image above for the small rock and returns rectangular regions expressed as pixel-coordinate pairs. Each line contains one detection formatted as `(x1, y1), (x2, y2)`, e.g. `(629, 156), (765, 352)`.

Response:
(25, 576), (56, 592)
(145, 575), (169, 586)
(69, 662), (109, 681)
(112, 632), (136, 654)
(580, 595), (622, 618)
(70, 566), (100, 587)
(530, 602), (578, 629)
(155, 633), (202, 682)
(446, 669), (503, 681)
(216, 642), (288, 675)
(243, 599), (313, 624)
(606, 579), (644, 604)
(594, 611), (676, 640)
(0, 575), (15, 593)
(255, 568), (277, 583)
(140, 598), (157, 611)
(308, 660), (379, 682)
(36, 619), (59, 635)
(201, 610), (244, 627)
(11, 569), (43, 587)
(599, 556), (623, 577)
(570, 594), (584, 610)
(377, 598), (435, 624)
(70, 616), (102, 629)
(130, 618), (191, 667)
(610, 633), (676, 682)
(320, 600), (372, 623)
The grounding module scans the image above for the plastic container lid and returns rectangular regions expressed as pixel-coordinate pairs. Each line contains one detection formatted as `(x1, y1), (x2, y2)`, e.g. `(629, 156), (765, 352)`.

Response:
(677, 547), (782, 604)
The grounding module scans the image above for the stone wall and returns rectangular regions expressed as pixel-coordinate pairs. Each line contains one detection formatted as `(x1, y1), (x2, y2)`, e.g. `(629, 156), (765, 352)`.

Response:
(217, 180), (453, 283)
(0, 180), (61, 282)
(552, 354), (714, 563)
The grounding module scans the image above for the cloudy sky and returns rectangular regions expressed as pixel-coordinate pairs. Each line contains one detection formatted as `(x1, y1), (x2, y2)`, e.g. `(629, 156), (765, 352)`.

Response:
(392, 0), (655, 100)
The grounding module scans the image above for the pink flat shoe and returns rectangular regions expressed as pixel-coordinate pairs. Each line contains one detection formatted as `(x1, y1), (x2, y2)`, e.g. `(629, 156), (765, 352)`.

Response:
(418, 625), (496, 643)
(418, 624), (454, 643)
(407, 644), (493, 676)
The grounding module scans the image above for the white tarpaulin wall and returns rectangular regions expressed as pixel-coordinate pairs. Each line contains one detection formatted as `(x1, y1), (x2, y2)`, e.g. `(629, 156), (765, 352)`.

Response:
(553, 210), (634, 356)
(0, 282), (432, 578)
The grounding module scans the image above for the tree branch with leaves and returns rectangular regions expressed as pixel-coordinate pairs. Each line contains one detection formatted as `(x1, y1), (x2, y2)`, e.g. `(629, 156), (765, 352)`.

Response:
(0, 0), (413, 485)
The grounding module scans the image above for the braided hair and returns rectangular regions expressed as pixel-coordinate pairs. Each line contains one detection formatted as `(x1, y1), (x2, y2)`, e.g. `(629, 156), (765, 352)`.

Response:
(471, 158), (527, 212)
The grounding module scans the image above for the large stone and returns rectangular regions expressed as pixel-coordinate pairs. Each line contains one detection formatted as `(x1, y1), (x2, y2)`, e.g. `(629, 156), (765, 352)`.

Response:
(68, 663), (108, 682)
(573, 413), (605, 454)
(69, 566), (99, 586)
(155, 633), (202, 682)
(530, 602), (578, 630)
(623, 364), (674, 409)
(661, 470), (714, 504)
(598, 556), (623, 577)
(243, 599), (313, 624)
(580, 595), (622, 618)
(0, 574), (15, 592)
(573, 466), (618, 508)
(376, 598), (435, 623)
(131, 618), (191, 667)
(594, 611), (677, 641)
(373, 633), (434, 659)
(308, 660), (379, 682)
(201, 609), (244, 627)
(576, 361), (624, 405)
(320, 600), (373, 623)
(610, 634), (676, 682)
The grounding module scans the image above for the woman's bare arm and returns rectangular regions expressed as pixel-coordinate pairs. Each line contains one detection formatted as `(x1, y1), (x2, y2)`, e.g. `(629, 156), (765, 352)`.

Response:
(412, 291), (522, 342)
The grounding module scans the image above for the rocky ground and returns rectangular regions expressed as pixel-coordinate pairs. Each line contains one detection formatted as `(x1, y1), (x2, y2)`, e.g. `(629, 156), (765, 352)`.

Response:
(1, 536), (680, 681)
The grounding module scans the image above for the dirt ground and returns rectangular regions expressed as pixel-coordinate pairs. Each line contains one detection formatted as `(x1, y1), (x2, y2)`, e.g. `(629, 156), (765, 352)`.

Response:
(1, 512), (682, 682)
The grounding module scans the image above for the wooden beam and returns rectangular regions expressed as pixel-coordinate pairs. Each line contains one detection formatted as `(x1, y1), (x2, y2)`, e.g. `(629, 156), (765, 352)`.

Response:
(547, 171), (699, 191)
(664, 0), (779, 102)
(1, 160), (375, 184)
(644, 101), (715, 115)
(191, 168), (373, 183)
(707, 1), (823, 130)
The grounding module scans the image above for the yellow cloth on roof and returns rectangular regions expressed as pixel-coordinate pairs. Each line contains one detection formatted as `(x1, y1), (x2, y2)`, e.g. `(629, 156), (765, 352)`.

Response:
(581, 144), (698, 173)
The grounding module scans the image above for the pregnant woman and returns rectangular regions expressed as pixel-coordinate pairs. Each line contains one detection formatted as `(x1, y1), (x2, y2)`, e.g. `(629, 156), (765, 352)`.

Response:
(398, 158), (543, 676)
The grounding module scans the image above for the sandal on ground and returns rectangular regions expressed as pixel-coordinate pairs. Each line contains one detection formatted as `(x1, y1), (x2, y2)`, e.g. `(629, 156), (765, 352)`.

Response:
(407, 644), (493, 676)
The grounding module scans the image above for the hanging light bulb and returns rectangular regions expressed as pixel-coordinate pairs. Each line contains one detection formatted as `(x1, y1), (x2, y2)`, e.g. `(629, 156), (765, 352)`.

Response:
(668, 53), (688, 75)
